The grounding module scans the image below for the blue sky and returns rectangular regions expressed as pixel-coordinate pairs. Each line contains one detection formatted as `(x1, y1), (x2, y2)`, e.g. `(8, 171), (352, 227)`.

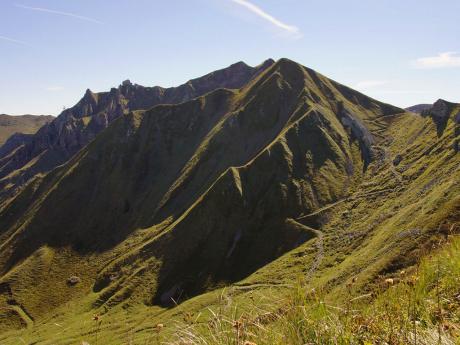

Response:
(1, 0), (459, 115)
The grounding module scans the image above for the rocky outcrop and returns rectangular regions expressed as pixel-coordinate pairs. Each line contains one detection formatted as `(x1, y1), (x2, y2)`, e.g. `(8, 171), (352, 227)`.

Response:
(426, 99), (451, 121)
(339, 105), (375, 166)
(422, 99), (459, 136)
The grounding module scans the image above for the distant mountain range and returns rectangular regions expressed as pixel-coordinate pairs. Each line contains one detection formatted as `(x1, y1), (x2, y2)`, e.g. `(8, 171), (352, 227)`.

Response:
(0, 59), (458, 344)
(0, 114), (53, 146)
(405, 103), (432, 113)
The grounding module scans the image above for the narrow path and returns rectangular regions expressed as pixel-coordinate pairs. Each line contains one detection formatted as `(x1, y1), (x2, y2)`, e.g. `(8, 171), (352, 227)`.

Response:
(382, 147), (403, 183)
(296, 185), (394, 222)
(233, 282), (290, 290)
(293, 181), (400, 279)
(306, 228), (324, 279)
(232, 219), (325, 291)
(233, 155), (404, 291)
(296, 198), (348, 220)
(289, 218), (324, 279)
(372, 145), (403, 183)
(353, 187), (395, 198)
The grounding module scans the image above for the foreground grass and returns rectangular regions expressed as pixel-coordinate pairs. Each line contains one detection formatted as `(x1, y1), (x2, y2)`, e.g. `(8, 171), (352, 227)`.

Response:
(166, 236), (460, 345)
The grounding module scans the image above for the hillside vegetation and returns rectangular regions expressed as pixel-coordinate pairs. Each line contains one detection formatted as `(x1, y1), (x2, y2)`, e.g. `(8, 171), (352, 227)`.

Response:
(170, 234), (460, 344)
(0, 59), (458, 344)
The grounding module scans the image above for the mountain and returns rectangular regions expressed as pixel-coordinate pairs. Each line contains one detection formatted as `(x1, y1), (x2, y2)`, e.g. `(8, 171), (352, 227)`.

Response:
(405, 103), (432, 113)
(0, 59), (274, 201)
(0, 114), (53, 146)
(0, 59), (458, 344)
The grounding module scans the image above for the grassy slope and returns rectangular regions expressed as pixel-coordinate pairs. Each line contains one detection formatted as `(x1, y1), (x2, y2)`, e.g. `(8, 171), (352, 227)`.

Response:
(0, 114), (53, 146)
(0, 61), (458, 344)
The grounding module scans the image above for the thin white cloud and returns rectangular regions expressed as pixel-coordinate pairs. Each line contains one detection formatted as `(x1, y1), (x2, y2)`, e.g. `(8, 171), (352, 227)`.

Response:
(355, 80), (389, 90)
(230, 0), (301, 38)
(413, 52), (460, 69)
(0, 35), (30, 46)
(16, 4), (103, 24)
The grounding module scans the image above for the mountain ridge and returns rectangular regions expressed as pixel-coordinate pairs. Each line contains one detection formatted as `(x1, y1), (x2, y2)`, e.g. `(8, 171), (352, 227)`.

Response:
(0, 58), (405, 308)
(0, 59), (275, 202)
(0, 58), (458, 344)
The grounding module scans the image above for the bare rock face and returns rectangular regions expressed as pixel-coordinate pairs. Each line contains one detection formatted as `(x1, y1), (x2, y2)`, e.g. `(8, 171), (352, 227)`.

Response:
(422, 99), (459, 136)
(338, 103), (375, 166)
(0, 59), (275, 200)
(429, 99), (450, 121)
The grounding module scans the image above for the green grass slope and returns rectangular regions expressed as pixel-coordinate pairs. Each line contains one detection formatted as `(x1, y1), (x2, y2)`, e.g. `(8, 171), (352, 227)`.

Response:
(0, 59), (458, 344)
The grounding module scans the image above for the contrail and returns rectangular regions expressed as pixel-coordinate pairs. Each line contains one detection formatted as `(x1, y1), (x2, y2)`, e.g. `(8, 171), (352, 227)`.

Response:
(16, 4), (103, 24)
(0, 35), (30, 46)
(230, 0), (301, 37)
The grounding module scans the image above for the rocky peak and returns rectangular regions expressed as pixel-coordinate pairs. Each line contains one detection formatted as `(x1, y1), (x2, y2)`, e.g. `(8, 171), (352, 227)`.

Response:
(263, 58), (276, 65)
(421, 99), (459, 136)
(422, 99), (455, 117)
(118, 79), (139, 96)
(83, 88), (94, 99)
(430, 99), (451, 119)
(229, 61), (249, 69)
